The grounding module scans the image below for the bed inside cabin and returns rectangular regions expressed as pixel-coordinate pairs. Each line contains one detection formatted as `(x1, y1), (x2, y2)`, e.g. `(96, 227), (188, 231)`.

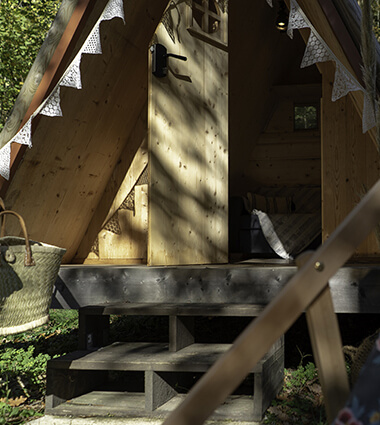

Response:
(228, 2), (322, 261)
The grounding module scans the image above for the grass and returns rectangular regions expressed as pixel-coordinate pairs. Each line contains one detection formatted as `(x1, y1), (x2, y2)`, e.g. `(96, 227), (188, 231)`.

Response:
(0, 311), (329, 424)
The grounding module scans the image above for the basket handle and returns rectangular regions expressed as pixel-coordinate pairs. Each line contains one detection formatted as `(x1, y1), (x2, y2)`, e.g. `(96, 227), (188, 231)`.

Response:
(0, 211), (35, 267)
(0, 198), (5, 237)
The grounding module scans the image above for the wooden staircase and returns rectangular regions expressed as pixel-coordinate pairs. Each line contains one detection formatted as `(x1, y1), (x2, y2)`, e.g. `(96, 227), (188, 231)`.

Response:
(45, 302), (284, 422)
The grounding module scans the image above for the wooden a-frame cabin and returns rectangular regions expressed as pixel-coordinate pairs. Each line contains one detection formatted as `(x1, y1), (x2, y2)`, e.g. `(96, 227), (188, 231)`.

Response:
(1, 0), (379, 266)
(2, 0), (380, 422)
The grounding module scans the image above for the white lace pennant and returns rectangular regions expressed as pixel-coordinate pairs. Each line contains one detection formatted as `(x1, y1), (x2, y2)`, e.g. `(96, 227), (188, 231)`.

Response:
(362, 90), (377, 133)
(287, 0), (309, 39)
(39, 87), (63, 117)
(102, 0), (125, 23)
(12, 117), (33, 148)
(266, 0), (273, 7)
(272, 0), (371, 134)
(60, 54), (82, 89)
(82, 22), (102, 55)
(301, 31), (333, 68)
(0, 142), (12, 180)
(332, 64), (362, 102)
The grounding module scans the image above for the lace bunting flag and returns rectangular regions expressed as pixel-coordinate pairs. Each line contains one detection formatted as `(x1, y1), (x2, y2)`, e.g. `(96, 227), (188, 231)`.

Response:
(301, 31), (333, 68)
(61, 55), (82, 89)
(0, 143), (12, 180)
(40, 87), (63, 117)
(265, 0), (273, 7)
(12, 117), (33, 148)
(362, 90), (377, 133)
(102, 0), (125, 23)
(0, 0), (127, 179)
(82, 23), (102, 55)
(287, 0), (309, 39)
(271, 0), (371, 134)
(332, 64), (361, 102)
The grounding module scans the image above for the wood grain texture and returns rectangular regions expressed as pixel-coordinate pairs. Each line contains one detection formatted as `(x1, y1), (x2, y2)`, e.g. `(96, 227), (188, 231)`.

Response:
(3, 0), (169, 263)
(74, 105), (148, 263)
(321, 62), (380, 255)
(306, 287), (350, 423)
(248, 84), (321, 188)
(297, 251), (349, 423)
(96, 184), (148, 262)
(148, 2), (228, 265)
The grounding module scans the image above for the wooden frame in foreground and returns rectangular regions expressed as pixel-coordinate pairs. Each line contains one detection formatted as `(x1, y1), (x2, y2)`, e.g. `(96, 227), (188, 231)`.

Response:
(163, 178), (380, 425)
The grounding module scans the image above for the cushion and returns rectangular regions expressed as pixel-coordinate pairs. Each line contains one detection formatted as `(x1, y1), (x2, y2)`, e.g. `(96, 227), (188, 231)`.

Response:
(243, 192), (293, 214)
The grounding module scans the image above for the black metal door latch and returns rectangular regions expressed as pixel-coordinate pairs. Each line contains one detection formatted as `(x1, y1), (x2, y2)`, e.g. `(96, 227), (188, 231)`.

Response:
(150, 43), (187, 78)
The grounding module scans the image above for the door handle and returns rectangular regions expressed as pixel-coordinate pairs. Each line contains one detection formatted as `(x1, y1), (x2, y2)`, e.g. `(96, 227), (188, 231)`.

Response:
(150, 43), (187, 78)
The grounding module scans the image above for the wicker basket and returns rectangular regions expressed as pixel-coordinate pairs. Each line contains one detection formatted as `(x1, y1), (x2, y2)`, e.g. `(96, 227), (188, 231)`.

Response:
(0, 210), (66, 335)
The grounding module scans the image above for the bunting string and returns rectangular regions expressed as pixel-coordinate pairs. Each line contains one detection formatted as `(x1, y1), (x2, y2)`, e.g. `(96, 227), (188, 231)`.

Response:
(0, 0), (375, 179)
(0, 0), (125, 180)
(265, 0), (376, 136)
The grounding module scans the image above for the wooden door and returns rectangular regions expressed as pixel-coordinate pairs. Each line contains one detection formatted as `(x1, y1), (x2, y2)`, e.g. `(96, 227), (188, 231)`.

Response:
(148, 0), (228, 266)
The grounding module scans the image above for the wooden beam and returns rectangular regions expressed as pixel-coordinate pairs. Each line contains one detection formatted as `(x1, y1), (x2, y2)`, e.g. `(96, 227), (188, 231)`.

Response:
(53, 262), (380, 313)
(297, 252), (349, 423)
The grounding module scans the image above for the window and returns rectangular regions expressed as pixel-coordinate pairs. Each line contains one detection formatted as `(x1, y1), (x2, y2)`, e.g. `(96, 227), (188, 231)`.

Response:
(188, 0), (228, 49)
(192, 0), (222, 35)
(294, 105), (319, 130)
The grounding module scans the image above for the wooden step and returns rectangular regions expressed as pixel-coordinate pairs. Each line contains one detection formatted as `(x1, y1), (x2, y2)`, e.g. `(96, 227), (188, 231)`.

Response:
(48, 340), (282, 372)
(80, 302), (265, 316)
(48, 391), (259, 421)
(78, 303), (266, 351)
(46, 338), (285, 422)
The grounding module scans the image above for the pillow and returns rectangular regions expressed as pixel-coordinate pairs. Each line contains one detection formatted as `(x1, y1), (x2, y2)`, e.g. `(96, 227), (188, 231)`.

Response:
(243, 192), (293, 214)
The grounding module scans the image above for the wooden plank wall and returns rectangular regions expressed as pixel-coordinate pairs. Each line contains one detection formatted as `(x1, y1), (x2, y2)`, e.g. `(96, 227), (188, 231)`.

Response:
(321, 63), (380, 256)
(148, 2), (228, 266)
(74, 103), (149, 263)
(3, 0), (169, 263)
(248, 84), (321, 187)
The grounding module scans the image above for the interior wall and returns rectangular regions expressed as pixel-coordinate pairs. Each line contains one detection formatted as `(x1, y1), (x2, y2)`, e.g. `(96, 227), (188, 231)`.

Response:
(229, 0), (321, 196)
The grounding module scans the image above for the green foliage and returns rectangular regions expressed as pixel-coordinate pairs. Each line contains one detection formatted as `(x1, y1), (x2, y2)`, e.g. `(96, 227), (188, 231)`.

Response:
(284, 361), (318, 390)
(0, 401), (41, 425)
(294, 105), (318, 130)
(264, 353), (327, 425)
(0, 0), (61, 131)
(0, 346), (51, 398)
(372, 1), (380, 40)
(0, 310), (78, 423)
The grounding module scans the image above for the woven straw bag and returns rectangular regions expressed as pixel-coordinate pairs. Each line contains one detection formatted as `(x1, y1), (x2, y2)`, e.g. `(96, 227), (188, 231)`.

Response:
(0, 209), (66, 336)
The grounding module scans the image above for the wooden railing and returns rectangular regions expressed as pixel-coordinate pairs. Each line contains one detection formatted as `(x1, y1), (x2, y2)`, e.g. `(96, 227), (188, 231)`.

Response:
(163, 179), (380, 425)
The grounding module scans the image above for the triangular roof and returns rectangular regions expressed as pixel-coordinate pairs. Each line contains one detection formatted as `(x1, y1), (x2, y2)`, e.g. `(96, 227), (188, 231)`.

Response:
(0, 0), (377, 262)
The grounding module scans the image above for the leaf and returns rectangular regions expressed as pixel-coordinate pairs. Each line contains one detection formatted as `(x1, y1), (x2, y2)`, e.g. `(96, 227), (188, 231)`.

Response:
(268, 405), (291, 421)
(0, 396), (27, 406)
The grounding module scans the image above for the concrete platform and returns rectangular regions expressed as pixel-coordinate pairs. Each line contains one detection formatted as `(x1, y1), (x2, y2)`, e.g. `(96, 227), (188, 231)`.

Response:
(27, 415), (259, 425)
